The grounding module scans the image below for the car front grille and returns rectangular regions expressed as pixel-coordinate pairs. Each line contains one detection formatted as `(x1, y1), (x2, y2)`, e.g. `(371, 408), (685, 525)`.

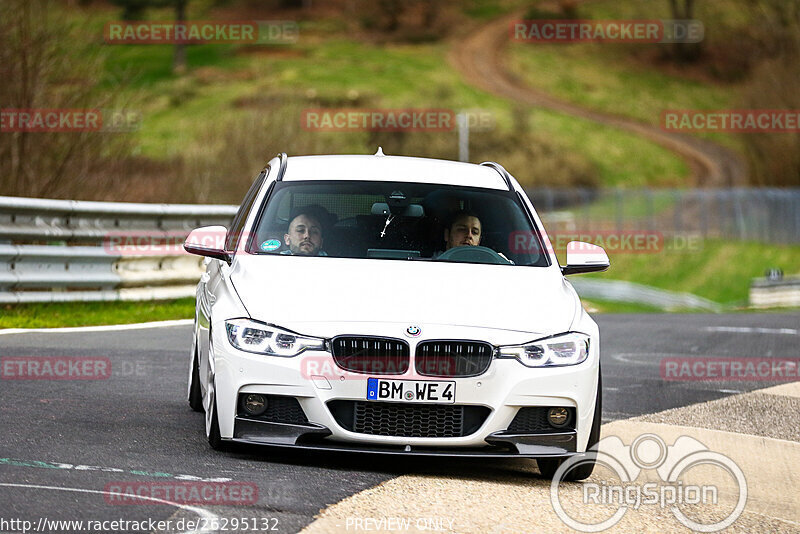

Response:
(415, 340), (494, 378)
(328, 400), (490, 438)
(507, 407), (575, 433)
(331, 336), (410, 375)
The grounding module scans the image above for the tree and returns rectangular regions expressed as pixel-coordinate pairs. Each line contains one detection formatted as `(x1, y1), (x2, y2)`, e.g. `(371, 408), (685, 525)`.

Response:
(111, 0), (154, 20)
(667, 0), (701, 62)
(738, 0), (800, 186)
(111, 0), (190, 73)
(0, 0), (133, 198)
(172, 0), (187, 74)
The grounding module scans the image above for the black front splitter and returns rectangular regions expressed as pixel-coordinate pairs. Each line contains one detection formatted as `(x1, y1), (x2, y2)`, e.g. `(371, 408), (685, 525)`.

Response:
(231, 417), (577, 458)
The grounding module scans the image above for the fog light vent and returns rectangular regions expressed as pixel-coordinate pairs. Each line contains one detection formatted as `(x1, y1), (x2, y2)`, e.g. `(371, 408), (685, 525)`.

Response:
(547, 407), (571, 428)
(243, 394), (268, 416)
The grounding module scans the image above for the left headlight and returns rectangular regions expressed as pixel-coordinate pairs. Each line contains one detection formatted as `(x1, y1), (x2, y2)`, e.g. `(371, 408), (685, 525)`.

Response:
(498, 332), (590, 367)
(225, 318), (326, 357)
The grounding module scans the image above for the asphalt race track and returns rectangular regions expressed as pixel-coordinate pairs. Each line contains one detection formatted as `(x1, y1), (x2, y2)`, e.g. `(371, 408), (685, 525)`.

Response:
(1, 313), (797, 533)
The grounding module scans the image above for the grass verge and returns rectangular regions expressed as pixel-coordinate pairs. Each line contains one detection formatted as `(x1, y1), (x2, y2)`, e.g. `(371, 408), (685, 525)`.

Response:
(584, 239), (800, 307)
(0, 298), (195, 329)
(582, 299), (667, 314)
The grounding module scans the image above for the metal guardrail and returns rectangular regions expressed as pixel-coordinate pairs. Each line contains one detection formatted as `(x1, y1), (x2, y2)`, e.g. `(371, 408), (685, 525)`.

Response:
(749, 276), (800, 309)
(569, 278), (723, 312)
(5, 190), (787, 308)
(0, 195), (236, 303)
(0, 194), (594, 304)
(527, 187), (800, 245)
(0, 195), (236, 243)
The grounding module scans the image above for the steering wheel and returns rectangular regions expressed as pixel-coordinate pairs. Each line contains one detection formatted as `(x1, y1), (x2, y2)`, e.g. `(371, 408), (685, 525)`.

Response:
(435, 245), (511, 265)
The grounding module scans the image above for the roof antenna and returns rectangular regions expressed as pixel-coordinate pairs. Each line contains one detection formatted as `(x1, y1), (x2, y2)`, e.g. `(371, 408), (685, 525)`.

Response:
(374, 146), (385, 156)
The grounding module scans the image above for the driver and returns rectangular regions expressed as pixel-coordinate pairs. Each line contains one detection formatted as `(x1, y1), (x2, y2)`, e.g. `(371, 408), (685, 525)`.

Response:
(436, 210), (512, 263)
(282, 209), (328, 256)
(444, 210), (482, 250)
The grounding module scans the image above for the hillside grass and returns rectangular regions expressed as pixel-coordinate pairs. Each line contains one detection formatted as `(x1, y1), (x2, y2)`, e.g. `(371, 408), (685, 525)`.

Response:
(507, 0), (748, 151)
(60, 2), (689, 189)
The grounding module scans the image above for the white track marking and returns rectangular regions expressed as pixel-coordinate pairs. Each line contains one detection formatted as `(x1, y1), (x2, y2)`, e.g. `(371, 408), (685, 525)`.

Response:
(705, 326), (798, 335)
(0, 457), (231, 482)
(0, 482), (218, 534)
(611, 352), (670, 365)
(0, 319), (192, 336)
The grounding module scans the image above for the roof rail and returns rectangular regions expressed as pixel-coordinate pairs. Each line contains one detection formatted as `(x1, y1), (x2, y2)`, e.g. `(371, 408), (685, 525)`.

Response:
(275, 152), (288, 181)
(479, 161), (514, 191)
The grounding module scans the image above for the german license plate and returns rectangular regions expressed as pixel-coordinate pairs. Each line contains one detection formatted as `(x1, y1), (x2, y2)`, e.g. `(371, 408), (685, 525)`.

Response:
(366, 378), (455, 404)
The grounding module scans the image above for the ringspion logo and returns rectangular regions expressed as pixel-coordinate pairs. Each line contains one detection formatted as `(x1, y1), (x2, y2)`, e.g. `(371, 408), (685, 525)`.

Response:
(551, 434), (746, 532)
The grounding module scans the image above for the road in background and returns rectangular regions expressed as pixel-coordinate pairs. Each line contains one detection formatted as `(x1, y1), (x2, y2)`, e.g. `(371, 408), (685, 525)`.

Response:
(449, 11), (747, 187)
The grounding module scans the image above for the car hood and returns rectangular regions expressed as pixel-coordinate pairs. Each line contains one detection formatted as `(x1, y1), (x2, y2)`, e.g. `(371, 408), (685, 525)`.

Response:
(231, 255), (578, 338)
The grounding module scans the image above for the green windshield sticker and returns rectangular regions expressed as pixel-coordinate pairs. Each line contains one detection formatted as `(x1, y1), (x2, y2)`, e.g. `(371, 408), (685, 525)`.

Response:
(260, 239), (282, 251)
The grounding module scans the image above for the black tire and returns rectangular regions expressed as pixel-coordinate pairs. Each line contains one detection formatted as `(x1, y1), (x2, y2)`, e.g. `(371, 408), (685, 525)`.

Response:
(538, 371), (602, 481)
(207, 400), (228, 451)
(188, 352), (203, 413)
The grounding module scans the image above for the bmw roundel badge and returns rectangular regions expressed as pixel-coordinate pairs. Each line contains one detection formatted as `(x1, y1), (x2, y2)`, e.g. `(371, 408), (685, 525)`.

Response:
(405, 325), (421, 337)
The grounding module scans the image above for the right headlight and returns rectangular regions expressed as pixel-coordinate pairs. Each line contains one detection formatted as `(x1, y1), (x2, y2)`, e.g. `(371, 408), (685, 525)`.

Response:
(498, 332), (590, 367)
(225, 318), (326, 357)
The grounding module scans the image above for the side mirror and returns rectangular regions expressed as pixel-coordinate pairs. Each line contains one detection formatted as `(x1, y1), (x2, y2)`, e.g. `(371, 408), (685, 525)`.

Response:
(183, 226), (231, 264)
(561, 241), (609, 275)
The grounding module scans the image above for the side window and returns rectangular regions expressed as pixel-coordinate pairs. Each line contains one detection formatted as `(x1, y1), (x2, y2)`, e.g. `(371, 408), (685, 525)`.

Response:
(225, 167), (269, 252)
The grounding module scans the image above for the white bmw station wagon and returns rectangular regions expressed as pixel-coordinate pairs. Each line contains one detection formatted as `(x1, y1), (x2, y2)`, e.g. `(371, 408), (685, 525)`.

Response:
(184, 151), (609, 480)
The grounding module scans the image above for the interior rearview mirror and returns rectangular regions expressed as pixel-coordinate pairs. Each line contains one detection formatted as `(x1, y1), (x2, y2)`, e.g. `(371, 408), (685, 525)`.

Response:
(370, 202), (424, 218)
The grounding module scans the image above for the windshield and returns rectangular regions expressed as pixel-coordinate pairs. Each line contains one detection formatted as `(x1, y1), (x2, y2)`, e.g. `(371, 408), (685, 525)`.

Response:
(247, 181), (550, 267)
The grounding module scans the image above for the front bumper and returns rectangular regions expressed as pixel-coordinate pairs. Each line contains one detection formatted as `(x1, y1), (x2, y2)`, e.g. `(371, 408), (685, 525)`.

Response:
(211, 323), (599, 457)
(232, 417), (577, 457)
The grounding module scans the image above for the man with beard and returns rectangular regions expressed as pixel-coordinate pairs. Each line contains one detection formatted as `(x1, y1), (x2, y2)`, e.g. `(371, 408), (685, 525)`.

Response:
(282, 208), (328, 256)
